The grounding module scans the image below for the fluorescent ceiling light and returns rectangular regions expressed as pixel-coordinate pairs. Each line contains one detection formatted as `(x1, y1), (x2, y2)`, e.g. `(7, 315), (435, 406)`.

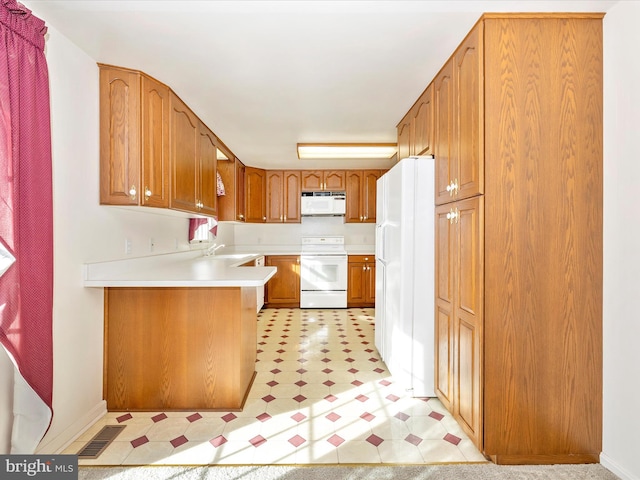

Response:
(297, 143), (397, 159)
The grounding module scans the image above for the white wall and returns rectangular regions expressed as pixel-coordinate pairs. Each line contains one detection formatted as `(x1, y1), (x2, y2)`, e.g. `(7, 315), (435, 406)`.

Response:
(601, 2), (640, 479)
(0, 3), (195, 454)
(229, 217), (375, 249)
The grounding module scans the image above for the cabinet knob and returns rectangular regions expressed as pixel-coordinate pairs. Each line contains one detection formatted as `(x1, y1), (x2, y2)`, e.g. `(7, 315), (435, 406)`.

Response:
(363, 215), (367, 221)
(263, 216), (267, 221)
(129, 185), (137, 200)
(144, 187), (152, 199)
(446, 208), (459, 224)
(360, 216), (363, 221)
(363, 265), (366, 271)
(238, 214), (244, 220)
(284, 215), (287, 221)
(364, 257), (369, 261)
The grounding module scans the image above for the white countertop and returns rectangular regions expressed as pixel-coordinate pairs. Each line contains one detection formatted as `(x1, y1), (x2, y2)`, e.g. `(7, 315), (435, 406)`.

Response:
(84, 242), (376, 288)
(84, 251), (276, 287)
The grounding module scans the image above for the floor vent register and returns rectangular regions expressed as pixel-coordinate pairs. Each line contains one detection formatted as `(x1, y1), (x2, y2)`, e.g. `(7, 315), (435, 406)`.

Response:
(77, 425), (126, 459)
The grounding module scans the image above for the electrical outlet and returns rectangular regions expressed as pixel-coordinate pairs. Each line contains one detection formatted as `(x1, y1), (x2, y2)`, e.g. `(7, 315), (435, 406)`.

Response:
(125, 238), (132, 255)
(149, 237), (155, 253)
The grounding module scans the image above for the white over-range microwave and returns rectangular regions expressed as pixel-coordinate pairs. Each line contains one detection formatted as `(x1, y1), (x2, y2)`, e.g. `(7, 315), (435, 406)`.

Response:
(300, 191), (346, 216)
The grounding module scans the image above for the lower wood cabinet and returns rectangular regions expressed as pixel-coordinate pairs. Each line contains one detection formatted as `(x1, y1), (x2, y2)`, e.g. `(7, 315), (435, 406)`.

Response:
(435, 197), (483, 448)
(347, 255), (375, 307)
(104, 286), (257, 411)
(265, 255), (300, 307)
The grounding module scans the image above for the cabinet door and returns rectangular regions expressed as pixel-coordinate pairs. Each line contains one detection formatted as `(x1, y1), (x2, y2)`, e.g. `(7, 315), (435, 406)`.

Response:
(198, 122), (217, 216)
(362, 170), (381, 223)
(99, 67), (141, 205)
(141, 75), (170, 207)
(301, 171), (323, 191)
(283, 171), (301, 223)
(454, 196), (483, 448)
(397, 115), (412, 162)
(235, 160), (245, 221)
(434, 60), (455, 205)
(245, 167), (266, 223)
(413, 84), (434, 156)
(366, 261), (376, 304)
(454, 23), (484, 201)
(170, 93), (199, 213)
(215, 158), (235, 221)
(266, 171), (284, 223)
(345, 171), (363, 223)
(435, 204), (455, 411)
(347, 261), (367, 307)
(323, 170), (346, 191)
(265, 256), (300, 305)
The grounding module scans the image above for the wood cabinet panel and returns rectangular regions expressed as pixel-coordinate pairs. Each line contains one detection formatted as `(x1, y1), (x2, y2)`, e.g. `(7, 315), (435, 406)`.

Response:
(265, 256), (300, 306)
(347, 255), (375, 307)
(413, 84), (434, 156)
(105, 287), (256, 411)
(141, 75), (170, 207)
(454, 23), (484, 202)
(266, 171), (301, 223)
(245, 167), (266, 223)
(435, 205), (455, 410)
(481, 16), (603, 463)
(198, 122), (217, 216)
(434, 60), (455, 205)
(301, 171), (323, 191)
(301, 170), (345, 191)
(429, 15), (603, 463)
(170, 93), (199, 213)
(454, 197), (484, 447)
(397, 117), (411, 161)
(99, 66), (142, 205)
(235, 160), (246, 221)
(345, 170), (382, 223)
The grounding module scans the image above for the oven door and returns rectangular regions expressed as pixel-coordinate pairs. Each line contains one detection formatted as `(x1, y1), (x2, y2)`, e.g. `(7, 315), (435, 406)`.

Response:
(300, 254), (347, 291)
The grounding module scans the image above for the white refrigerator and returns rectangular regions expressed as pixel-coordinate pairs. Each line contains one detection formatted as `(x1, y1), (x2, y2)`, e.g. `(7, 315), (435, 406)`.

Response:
(375, 156), (435, 397)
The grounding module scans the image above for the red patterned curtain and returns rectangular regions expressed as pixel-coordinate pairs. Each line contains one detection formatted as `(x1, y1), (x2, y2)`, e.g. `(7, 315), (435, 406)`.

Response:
(0, 0), (53, 452)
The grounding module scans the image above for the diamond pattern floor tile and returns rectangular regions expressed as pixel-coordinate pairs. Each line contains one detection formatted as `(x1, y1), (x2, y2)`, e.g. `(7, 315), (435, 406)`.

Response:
(77, 308), (485, 465)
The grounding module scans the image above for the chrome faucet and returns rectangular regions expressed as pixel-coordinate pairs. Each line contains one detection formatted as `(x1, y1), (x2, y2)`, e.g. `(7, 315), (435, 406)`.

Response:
(203, 243), (225, 256)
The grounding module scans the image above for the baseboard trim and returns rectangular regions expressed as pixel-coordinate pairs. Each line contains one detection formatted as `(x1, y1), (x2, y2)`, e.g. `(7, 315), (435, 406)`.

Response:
(35, 400), (107, 454)
(600, 453), (639, 480)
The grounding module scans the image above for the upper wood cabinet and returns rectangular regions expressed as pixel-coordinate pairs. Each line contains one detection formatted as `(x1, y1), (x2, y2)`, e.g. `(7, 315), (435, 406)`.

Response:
(434, 24), (483, 205)
(301, 170), (346, 191)
(396, 117), (411, 162)
(266, 171), (301, 223)
(245, 167), (266, 223)
(433, 59), (455, 205)
(216, 154), (246, 222)
(170, 92), (217, 215)
(99, 65), (170, 207)
(197, 122), (218, 216)
(396, 83), (434, 163)
(345, 170), (382, 223)
(413, 84), (434, 156)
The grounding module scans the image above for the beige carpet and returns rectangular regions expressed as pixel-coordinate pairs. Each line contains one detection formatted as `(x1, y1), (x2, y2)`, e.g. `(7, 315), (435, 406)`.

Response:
(78, 463), (620, 480)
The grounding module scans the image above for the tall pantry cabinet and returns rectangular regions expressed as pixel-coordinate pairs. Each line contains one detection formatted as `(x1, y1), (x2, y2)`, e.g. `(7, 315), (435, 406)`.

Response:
(419, 13), (603, 465)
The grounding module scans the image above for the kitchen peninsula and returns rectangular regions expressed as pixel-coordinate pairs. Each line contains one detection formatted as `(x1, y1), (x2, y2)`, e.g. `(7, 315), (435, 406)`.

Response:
(84, 251), (276, 411)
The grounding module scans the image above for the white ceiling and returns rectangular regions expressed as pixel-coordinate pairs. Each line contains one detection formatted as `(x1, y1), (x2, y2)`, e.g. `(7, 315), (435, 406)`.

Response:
(26, 0), (618, 170)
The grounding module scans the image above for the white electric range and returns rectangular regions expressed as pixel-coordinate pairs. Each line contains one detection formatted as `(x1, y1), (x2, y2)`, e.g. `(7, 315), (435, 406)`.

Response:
(300, 236), (348, 308)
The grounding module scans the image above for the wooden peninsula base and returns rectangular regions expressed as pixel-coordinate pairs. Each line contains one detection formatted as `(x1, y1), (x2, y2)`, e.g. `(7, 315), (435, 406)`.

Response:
(104, 286), (257, 411)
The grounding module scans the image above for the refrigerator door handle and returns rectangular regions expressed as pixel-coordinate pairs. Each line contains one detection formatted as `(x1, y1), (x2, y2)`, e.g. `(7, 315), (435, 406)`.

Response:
(376, 224), (386, 262)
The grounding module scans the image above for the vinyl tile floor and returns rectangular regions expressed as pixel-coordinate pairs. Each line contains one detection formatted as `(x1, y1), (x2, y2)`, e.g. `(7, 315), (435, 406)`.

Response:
(67, 308), (487, 465)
